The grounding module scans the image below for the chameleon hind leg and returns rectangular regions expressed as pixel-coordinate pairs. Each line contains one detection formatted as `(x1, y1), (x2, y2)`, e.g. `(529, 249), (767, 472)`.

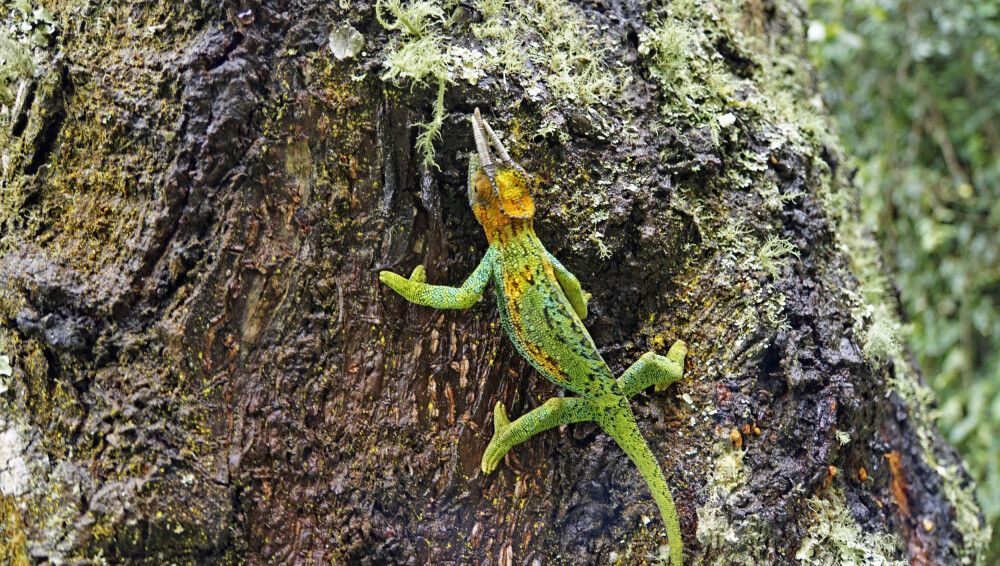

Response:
(617, 340), (687, 398)
(482, 341), (686, 474)
(481, 397), (594, 474)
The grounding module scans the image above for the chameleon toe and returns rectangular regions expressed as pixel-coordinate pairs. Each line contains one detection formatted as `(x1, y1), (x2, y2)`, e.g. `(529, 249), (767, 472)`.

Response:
(409, 264), (427, 282)
(379, 270), (401, 287)
(481, 444), (501, 474)
(667, 340), (687, 362)
(493, 402), (510, 433)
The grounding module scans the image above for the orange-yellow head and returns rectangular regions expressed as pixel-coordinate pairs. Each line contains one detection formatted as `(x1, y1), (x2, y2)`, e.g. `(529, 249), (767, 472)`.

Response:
(467, 109), (535, 240)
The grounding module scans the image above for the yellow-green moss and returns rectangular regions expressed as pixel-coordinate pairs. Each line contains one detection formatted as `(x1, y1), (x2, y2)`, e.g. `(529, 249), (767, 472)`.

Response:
(0, 495), (30, 566)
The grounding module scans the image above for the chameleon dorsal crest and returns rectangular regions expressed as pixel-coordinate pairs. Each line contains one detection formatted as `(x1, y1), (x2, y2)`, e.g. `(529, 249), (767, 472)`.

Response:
(380, 108), (689, 565)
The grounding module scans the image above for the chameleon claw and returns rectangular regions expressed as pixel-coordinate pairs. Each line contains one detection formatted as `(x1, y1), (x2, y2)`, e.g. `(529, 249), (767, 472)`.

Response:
(379, 270), (404, 289)
(493, 401), (510, 434)
(378, 265), (428, 298)
(482, 402), (512, 474)
(654, 341), (687, 393)
(667, 340), (687, 363)
(409, 264), (427, 283)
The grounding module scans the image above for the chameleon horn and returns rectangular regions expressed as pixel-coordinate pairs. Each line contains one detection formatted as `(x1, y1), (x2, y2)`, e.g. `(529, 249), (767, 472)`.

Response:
(472, 108), (495, 171)
(479, 113), (515, 165)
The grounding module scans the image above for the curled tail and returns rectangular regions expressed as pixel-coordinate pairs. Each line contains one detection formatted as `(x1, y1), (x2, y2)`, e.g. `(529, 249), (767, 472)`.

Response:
(599, 403), (683, 566)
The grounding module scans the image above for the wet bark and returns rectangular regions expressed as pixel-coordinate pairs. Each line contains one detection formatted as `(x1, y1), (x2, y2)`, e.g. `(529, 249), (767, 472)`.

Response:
(0, 1), (986, 564)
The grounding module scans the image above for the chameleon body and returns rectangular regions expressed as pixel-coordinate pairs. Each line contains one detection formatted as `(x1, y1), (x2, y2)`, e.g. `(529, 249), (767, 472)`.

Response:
(380, 109), (687, 565)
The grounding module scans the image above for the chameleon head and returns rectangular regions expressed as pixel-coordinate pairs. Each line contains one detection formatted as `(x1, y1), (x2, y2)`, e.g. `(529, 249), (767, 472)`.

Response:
(467, 108), (535, 233)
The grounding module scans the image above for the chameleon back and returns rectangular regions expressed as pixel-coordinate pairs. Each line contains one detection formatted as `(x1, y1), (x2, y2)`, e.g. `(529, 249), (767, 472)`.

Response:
(491, 230), (617, 399)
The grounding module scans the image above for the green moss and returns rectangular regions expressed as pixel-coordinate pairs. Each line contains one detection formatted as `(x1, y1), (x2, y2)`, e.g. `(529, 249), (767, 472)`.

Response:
(0, 495), (29, 566)
(708, 217), (793, 333)
(695, 443), (773, 565)
(711, 443), (746, 492)
(891, 365), (992, 565)
(0, 36), (33, 105)
(0, 1), (59, 233)
(0, 2), (238, 560)
(939, 462), (993, 565)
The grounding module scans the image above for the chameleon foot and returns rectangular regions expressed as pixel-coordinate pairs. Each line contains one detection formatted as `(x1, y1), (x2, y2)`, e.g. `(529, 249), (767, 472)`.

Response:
(617, 341), (687, 397)
(481, 397), (593, 475)
(482, 402), (512, 474)
(655, 340), (687, 392)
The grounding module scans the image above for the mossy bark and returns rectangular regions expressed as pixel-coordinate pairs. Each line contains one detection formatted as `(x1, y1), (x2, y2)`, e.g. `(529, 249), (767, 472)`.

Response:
(0, 0), (986, 564)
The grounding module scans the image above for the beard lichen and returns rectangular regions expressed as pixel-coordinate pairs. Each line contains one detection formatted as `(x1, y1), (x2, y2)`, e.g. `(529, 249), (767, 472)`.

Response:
(795, 488), (906, 566)
(374, 0), (628, 166)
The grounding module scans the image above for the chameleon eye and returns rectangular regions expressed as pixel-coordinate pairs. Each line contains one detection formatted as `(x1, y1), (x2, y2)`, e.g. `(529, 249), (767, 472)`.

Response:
(474, 173), (493, 204)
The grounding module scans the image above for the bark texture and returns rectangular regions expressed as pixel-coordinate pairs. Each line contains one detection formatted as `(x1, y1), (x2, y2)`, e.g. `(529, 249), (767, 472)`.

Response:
(0, 0), (988, 564)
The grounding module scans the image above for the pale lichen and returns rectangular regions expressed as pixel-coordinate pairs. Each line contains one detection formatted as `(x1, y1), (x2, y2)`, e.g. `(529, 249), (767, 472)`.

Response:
(794, 488), (906, 566)
(638, 16), (736, 122)
(0, 1), (55, 105)
(757, 235), (799, 280)
(375, 0), (628, 165)
(695, 443), (775, 565)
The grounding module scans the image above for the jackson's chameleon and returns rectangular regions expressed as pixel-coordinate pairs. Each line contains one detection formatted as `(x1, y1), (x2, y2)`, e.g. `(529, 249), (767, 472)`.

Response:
(379, 109), (688, 565)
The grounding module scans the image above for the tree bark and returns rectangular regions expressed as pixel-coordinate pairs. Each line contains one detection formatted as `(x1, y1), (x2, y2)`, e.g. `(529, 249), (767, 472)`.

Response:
(0, 0), (987, 564)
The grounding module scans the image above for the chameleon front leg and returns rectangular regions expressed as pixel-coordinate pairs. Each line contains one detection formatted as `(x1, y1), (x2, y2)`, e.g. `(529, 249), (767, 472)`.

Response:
(617, 340), (687, 397)
(544, 251), (592, 320)
(379, 247), (496, 309)
(481, 397), (595, 474)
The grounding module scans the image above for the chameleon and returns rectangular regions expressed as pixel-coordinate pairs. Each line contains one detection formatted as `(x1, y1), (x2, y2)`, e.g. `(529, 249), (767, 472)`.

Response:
(379, 108), (688, 565)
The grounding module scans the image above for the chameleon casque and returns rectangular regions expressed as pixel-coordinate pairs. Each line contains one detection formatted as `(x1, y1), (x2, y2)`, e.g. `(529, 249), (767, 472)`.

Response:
(379, 109), (688, 565)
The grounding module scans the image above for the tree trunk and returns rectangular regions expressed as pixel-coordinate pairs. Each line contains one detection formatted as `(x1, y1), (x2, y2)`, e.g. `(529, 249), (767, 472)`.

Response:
(0, 0), (988, 564)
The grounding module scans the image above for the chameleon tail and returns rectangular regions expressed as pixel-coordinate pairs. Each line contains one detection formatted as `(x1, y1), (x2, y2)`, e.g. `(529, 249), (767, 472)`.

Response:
(599, 403), (683, 566)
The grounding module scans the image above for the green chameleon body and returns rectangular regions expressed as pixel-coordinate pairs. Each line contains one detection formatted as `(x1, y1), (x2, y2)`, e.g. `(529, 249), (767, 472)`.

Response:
(380, 109), (688, 565)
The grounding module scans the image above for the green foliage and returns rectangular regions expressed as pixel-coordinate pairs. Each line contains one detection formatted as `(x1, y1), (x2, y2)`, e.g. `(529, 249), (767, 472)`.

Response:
(809, 0), (1000, 556)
